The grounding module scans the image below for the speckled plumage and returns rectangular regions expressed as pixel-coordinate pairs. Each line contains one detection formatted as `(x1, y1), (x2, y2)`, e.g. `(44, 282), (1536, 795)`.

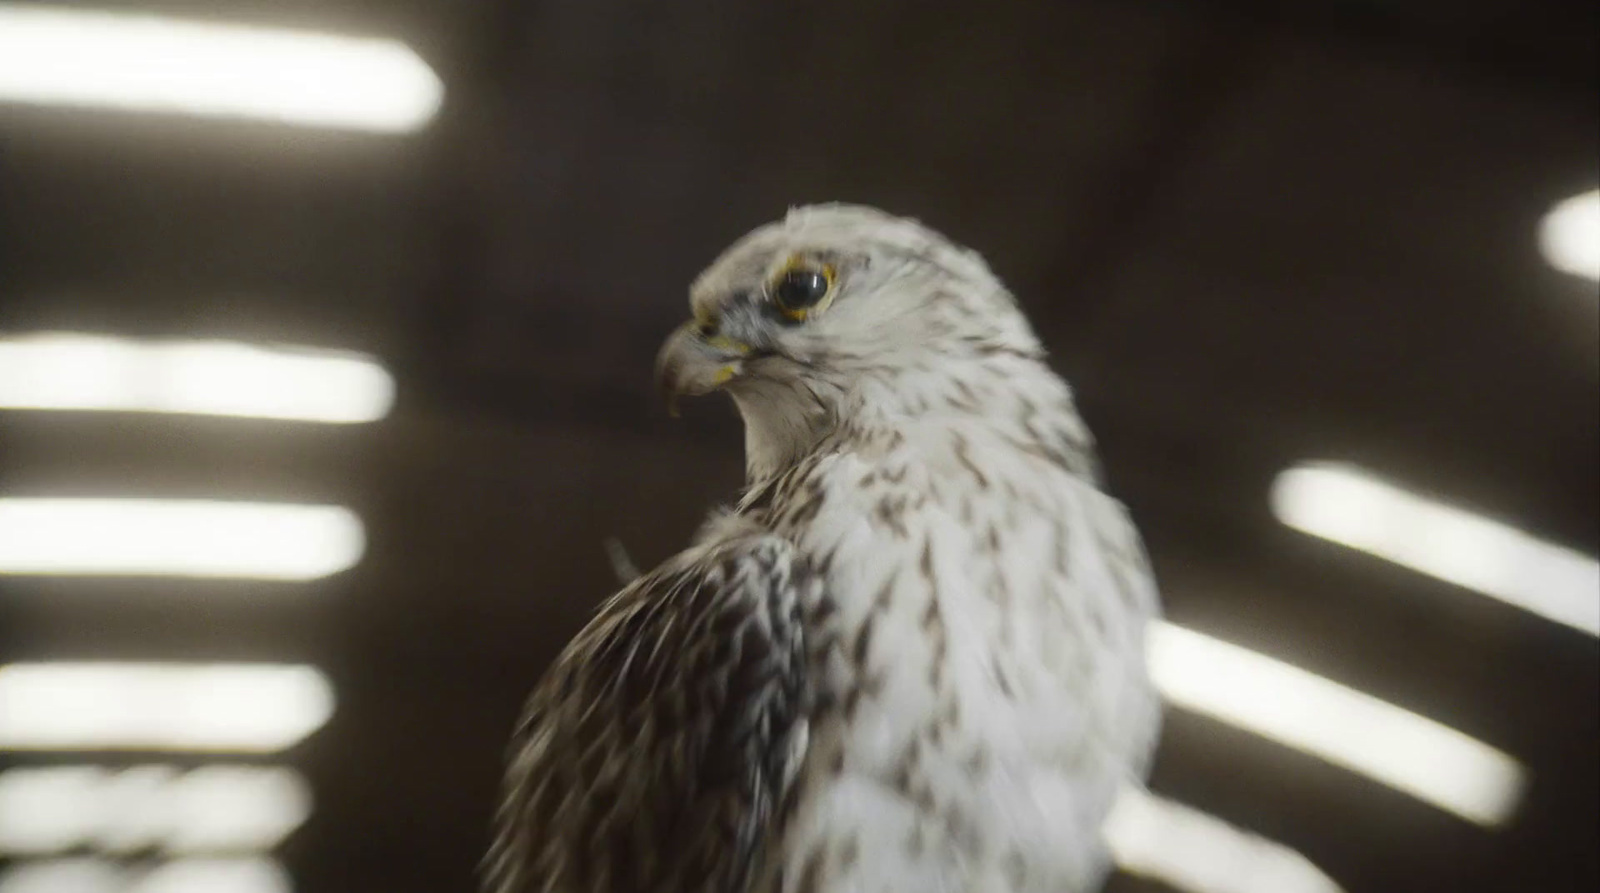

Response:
(484, 205), (1162, 893)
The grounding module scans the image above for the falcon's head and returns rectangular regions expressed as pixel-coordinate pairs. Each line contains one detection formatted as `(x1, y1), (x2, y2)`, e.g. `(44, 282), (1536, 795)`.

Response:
(658, 204), (1059, 480)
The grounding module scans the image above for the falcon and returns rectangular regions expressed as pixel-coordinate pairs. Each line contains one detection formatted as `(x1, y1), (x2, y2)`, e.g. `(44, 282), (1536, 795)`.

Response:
(483, 204), (1162, 893)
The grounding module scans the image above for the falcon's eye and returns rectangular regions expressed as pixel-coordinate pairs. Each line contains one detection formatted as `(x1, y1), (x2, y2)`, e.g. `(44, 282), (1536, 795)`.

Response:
(771, 265), (834, 320)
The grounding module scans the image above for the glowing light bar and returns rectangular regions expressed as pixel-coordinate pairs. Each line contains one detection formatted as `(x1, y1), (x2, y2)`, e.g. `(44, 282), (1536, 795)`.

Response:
(0, 499), (365, 580)
(0, 765), (311, 854)
(0, 664), (333, 753)
(1539, 188), (1600, 282)
(1149, 622), (1525, 826)
(1106, 787), (1343, 893)
(0, 857), (291, 893)
(0, 333), (394, 423)
(0, 859), (118, 893)
(0, 4), (441, 133)
(1272, 462), (1600, 637)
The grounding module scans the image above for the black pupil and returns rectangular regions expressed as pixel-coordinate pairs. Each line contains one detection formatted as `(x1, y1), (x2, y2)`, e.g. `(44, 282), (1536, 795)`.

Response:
(775, 269), (829, 309)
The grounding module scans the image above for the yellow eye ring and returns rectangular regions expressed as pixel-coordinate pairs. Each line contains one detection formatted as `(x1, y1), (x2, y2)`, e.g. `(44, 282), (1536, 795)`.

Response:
(771, 260), (835, 321)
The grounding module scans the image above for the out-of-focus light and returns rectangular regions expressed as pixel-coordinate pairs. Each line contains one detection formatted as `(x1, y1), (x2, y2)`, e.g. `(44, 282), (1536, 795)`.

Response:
(0, 5), (441, 133)
(132, 859), (292, 893)
(0, 857), (291, 893)
(1271, 462), (1600, 637)
(0, 859), (119, 893)
(1149, 621), (1525, 826)
(0, 333), (394, 423)
(1105, 787), (1343, 893)
(0, 663), (333, 753)
(1539, 188), (1600, 282)
(0, 765), (311, 854)
(0, 499), (365, 580)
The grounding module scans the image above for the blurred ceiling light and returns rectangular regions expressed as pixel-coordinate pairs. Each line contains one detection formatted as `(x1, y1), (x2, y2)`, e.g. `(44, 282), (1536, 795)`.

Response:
(1272, 462), (1600, 637)
(1105, 787), (1343, 893)
(0, 857), (291, 893)
(1149, 621), (1525, 826)
(1539, 188), (1600, 282)
(0, 499), (365, 580)
(0, 765), (311, 855)
(0, 333), (395, 423)
(131, 859), (292, 893)
(0, 663), (333, 753)
(0, 4), (441, 133)
(0, 859), (119, 893)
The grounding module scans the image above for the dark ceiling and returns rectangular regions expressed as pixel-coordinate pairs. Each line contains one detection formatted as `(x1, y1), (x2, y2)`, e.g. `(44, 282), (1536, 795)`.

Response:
(0, 1), (1596, 892)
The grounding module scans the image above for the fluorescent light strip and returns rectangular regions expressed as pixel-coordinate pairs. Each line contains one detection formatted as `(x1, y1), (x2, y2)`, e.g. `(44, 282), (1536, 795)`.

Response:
(0, 4), (441, 133)
(0, 663), (333, 753)
(0, 857), (291, 893)
(1272, 462), (1600, 637)
(1105, 787), (1343, 893)
(0, 333), (395, 423)
(1539, 188), (1600, 282)
(0, 499), (365, 580)
(0, 765), (311, 854)
(1149, 621), (1525, 826)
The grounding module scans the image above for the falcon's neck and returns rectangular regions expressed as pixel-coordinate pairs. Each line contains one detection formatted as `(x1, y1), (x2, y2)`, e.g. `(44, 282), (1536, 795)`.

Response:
(731, 352), (1099, 488)
(730, 377), (841, 483)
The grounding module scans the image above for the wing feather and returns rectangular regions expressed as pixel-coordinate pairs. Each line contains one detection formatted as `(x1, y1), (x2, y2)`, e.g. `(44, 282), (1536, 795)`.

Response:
(483, 532), (820, 893)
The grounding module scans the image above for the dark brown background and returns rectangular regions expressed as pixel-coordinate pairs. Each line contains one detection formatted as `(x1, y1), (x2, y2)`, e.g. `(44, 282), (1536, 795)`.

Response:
(1, 0), (1596, 891)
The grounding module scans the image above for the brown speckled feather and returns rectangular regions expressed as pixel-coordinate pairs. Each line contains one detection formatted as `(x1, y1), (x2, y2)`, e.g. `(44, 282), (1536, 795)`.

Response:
(483, 532), (824, 893)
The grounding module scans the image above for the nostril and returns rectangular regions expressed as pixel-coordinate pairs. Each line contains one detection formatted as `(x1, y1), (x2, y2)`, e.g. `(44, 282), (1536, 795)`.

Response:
(695, 320), (718, 337)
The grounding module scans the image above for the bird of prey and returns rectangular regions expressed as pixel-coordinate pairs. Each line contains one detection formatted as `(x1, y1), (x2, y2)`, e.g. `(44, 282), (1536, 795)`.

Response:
(483, 204), (1162, 893)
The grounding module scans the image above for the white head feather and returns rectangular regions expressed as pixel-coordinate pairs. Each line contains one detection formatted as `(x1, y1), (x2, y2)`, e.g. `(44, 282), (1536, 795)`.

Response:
(661, 204), (1090, 482)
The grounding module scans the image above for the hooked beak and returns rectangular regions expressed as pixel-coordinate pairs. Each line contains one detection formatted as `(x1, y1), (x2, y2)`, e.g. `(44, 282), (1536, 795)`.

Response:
(655, 322), (752, 415)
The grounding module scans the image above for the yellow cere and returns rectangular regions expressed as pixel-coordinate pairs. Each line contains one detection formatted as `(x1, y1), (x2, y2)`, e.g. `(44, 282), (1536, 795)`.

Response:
(711, 365), (738, 385)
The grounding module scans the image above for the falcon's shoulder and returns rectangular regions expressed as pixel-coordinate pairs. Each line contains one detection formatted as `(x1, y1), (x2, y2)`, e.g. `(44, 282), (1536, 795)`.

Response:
(483, 528), (823, 893)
